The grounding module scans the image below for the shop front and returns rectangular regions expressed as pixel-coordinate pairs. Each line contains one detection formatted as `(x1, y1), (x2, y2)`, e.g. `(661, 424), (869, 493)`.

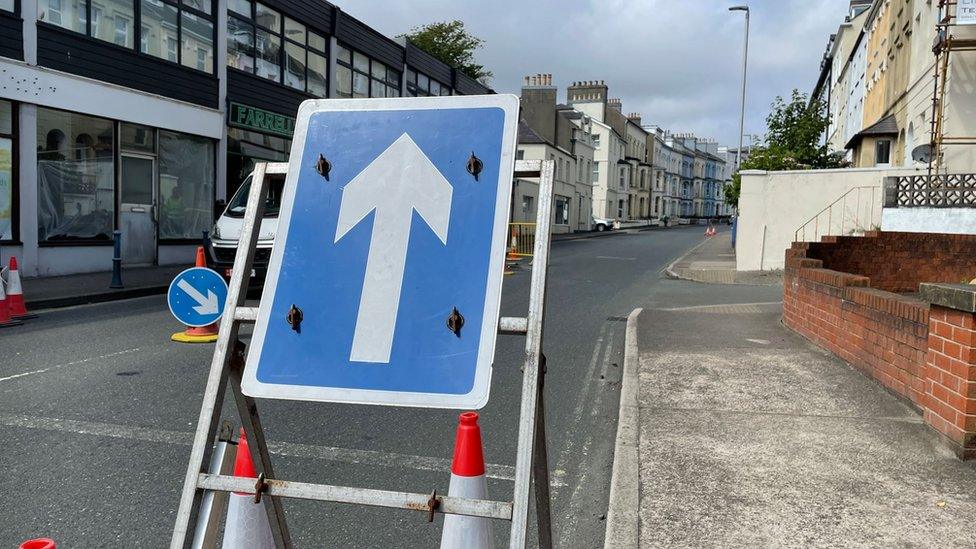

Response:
(226, 102), (295, 200)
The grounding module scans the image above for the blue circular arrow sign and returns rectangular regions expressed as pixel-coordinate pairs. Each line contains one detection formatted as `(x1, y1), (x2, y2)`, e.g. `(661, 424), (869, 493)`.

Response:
(167, 267), (229, 328)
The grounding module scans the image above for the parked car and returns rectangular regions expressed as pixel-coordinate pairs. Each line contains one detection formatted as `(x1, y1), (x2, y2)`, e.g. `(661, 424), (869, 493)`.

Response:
(206, 172), (284, 285)
(592, 216), (616, 232)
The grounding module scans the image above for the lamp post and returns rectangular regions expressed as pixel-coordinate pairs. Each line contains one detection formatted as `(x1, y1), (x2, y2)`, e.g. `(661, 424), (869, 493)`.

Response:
(729, 5), (749, 173)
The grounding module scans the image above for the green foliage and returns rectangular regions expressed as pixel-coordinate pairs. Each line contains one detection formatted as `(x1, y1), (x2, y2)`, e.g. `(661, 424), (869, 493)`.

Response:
(724, 89), (847, 208)
(404, 20), (492, 84)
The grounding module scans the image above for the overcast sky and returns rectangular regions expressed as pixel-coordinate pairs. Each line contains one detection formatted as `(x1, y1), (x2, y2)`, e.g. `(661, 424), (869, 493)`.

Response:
(342, 0), (850, 147)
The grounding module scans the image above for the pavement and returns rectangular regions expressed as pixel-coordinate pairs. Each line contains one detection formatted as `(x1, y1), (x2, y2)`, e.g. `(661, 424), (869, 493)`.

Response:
(666, 230), (781, 285)
(21, 265), (187, 310)
(607, 278), (976, 547)
(0, 224), (717, 547)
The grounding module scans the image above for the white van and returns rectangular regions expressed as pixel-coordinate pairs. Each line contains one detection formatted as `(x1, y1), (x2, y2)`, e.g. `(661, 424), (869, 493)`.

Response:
(206, 172), (284, 283)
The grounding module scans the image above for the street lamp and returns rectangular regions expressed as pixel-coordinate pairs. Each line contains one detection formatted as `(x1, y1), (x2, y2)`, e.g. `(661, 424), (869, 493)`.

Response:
(729, 5), (749, 173)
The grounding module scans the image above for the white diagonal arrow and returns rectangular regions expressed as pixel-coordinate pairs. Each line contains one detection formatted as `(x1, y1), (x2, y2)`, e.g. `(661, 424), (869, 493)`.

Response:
(335, 133), (453, 363)
(176, 278), (220, 315)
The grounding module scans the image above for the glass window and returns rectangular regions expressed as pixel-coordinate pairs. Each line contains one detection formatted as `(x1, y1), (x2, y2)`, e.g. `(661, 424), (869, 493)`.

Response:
(91, 0), (135, 48)
(352, 70), (368, 98)
(337, 44), (351, 63)
(353, 51), (368, 72)
(140, 0), (178, 61)
(254, 2), (278, 30)
(336, 65), (352, 98)
(255, 29), (280, 82)
(227, 0), (248, 16)
(554, 196), (569, 225)
(159, 131), (214, 239)
(284, 41), (305, 90)
(0, 101), (12, 242)
(0, 0), (13, 11)
(876, 139), (891, 165)
(370, 60), (385, 80)
(36, 108), (115, 242)
(182, 0), (209, 14)
(120, 123), (155, 153)
(226, 15), (253, 71)
(307, 51), (327, 97)
(308, 31), (325, 52)
(284, 17), (304, 44)
(181, 11), (213, 72)
(39, 0), (84, 32)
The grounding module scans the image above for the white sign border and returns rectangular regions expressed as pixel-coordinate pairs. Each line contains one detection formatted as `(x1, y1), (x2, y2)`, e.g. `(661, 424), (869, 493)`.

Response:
(167, 267), (228, 328)
(241, 94), (520, 409)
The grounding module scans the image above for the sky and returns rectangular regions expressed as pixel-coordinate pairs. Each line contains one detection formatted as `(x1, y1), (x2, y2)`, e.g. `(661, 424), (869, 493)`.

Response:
(341, 0), (851, 147)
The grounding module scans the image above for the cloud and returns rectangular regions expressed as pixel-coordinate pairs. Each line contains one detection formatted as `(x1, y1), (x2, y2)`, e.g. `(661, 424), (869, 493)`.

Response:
(340, 0), (850, 145)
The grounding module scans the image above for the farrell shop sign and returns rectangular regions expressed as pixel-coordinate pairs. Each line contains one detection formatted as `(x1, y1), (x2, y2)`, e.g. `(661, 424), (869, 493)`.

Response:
(228, 102), (296, 138)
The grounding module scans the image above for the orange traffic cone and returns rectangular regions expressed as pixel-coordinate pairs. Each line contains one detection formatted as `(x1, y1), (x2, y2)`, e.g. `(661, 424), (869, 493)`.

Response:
(0, 272), (22, 328)
(440, 412), (493, 549)
(20, 540), (55, 549)
(7, 257), (36, 319)
(222, 429), (274, 549)
(171, 247), (219, 343)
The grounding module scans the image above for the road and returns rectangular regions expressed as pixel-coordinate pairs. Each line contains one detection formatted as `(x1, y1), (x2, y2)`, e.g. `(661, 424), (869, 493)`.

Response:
(1, 225), (741, 547)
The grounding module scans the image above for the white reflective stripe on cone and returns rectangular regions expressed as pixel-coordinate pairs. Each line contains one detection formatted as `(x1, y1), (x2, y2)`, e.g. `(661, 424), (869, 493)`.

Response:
(222, 493), (274, 549)
(440, 473), (493, 549)
(7, 267), (21, 295)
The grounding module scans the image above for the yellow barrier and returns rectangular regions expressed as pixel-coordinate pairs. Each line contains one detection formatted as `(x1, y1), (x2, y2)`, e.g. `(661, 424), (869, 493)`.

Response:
(508, 223), (536, 257)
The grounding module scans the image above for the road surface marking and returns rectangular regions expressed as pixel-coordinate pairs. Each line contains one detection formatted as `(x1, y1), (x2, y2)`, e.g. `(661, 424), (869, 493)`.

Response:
(0, 413), (566, 485)
(0, 348), (141, 383)
(596, 256), (636, 261)
(746, 338), (771, 345)
(554, 324), (608, 478)
(556, 324), (618, 548)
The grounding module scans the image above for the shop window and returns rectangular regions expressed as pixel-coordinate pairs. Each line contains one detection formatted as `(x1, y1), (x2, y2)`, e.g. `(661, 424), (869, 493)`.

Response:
(336, 43), (400, 99)
(0, 100), (14, 242)
(405, 68), (451, 97)
(226, 126), (290, 198)
(158, 131), (214, 240)
(227, 6), (327, 95)
(1, 0), (14, 12)
(36, 108), (115, 243)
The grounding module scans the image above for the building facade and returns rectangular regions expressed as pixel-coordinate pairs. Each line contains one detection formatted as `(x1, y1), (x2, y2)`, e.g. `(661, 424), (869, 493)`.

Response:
(0, 0), (490, 276)
(567, 80), (626, 221)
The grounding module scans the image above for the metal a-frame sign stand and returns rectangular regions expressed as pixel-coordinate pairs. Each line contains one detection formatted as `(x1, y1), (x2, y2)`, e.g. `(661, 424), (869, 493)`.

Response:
(170, 158), (557, 548)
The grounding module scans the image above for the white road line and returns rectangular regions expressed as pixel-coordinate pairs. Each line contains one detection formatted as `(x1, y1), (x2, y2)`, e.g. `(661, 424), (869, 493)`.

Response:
(596, 256), (636, 261)
(554, 324), (608, 478)
(0, 414), (566, 486)
(556, 327), (617, 548)
(0, 348), (141, 383)
(658, 300), (782, 311)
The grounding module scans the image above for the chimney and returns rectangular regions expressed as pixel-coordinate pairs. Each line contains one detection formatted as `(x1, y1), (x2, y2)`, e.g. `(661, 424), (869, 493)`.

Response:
(520, 71), (558, 144)
(627, 112), (642, 126)
(566, 79), (609, 107)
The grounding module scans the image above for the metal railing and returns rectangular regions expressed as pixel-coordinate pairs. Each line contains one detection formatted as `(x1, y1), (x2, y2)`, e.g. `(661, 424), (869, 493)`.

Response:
(884, 174), (976, 207)
(508, 223), (536, 257)
(794, 186), (879, 243)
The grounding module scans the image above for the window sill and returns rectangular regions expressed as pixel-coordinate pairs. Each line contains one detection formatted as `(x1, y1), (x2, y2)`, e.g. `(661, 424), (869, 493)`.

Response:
(0, 240), (24, 246)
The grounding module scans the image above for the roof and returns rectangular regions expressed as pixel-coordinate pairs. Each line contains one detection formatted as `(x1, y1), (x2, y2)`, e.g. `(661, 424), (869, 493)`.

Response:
(518, 120), (547, 145)
(845, 114), (898, 149)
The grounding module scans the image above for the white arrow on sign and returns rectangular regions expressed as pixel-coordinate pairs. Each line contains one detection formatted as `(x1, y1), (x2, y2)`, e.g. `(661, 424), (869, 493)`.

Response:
(176, 278), (220, 315)
(335, 133), (453, 363)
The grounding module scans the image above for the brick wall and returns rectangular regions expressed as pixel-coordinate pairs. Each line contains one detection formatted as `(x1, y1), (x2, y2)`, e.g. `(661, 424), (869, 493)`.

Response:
(803, 231), (976, 293)
(785, 232), (976, 458)
(783, 254), (929, 408)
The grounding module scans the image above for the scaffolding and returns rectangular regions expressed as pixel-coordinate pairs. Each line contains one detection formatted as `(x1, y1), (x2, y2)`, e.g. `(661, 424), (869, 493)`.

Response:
(928, 0), (976, 175)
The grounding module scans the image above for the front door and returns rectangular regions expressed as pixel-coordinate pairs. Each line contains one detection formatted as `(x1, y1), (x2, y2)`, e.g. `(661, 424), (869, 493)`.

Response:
(120, 154), (156, 265)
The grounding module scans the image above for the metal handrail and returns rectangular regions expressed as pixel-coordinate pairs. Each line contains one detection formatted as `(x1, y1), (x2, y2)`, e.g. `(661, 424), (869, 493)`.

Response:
(793, 186), (878, 243)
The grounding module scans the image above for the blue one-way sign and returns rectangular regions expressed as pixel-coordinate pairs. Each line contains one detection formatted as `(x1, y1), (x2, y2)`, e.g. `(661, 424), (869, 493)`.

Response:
(167, 267), (228, 327)
(242, 95), (519, 409)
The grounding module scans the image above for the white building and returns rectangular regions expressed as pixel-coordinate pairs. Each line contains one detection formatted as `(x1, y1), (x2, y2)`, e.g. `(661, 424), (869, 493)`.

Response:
(566, 81), (627, 221)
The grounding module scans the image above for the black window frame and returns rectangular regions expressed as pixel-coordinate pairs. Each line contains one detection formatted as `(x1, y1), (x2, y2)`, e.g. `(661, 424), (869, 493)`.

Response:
(336, 42), (400, 99)
(0, 100), (18, 245)
(227, 1), (330, 97)
(405, 67), (451, 97)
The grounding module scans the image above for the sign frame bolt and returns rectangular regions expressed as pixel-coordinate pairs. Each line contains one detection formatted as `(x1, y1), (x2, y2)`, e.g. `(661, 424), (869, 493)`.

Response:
(316, 154), (331, 180)
(466, 152), (483, 181)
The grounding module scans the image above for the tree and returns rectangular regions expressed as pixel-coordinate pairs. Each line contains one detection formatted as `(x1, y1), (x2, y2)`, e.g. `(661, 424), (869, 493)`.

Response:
(404, 20), (492, 84)
(724, 89), (846, 208)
